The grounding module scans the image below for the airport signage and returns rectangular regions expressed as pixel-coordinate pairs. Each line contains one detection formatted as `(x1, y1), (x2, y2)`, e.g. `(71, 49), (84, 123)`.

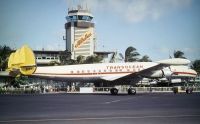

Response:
(75, 31), (92, 49)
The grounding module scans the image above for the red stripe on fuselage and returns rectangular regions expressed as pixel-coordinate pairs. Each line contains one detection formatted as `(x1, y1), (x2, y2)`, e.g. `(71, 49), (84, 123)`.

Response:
(173, 72), (196, 76)
(34, 71), (134, 76)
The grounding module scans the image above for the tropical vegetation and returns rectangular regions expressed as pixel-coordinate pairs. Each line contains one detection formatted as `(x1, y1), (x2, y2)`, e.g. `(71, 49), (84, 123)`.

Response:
(191, 59), (200, 75)
(173, 50), (186, 58)
(125, 46), (140, 62)
(0, 45), (12, 71)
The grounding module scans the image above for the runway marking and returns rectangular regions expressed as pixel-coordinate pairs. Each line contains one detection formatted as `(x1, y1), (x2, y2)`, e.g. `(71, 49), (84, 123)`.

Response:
(104, 99), (121, 104)
(104, 97), (135, 104)
(1, 115), (200, 123)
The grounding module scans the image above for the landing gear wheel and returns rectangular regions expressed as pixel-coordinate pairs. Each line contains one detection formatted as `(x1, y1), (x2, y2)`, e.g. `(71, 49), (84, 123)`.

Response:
(110, 88), (118, 95)
(128, 88), (136, 95)
(186, 88), (193, 94)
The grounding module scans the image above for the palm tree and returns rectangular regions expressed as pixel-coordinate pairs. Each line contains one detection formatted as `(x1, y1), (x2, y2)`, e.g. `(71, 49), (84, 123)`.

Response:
(0, 45), (12, 71)
(125, 46), (140, 62)
(191, 59), (200, 75)
(76, 55), (85, 64)
(109, 52), (124, 63)
(59, 50), (71, 65)
(139, 55), (152, 62)
(84, 55), (103, 64)
(173, 50), (186, 58)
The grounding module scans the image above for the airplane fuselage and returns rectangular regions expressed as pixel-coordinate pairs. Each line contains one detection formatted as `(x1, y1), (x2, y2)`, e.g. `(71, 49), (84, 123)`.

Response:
(34, 62), (159, 81)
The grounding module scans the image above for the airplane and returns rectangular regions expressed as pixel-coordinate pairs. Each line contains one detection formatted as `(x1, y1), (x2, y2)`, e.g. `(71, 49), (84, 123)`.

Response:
(7, 45), (197, 95)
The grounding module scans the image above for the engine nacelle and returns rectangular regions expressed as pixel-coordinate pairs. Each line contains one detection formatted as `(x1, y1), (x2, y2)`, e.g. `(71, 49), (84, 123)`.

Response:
(150, 70), (163, 78)
(163, 70), (173, 78)
(148, 69), (173, 78)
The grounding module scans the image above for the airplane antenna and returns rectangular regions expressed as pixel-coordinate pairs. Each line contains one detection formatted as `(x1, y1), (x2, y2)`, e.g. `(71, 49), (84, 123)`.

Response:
(169, 50), (172, 58)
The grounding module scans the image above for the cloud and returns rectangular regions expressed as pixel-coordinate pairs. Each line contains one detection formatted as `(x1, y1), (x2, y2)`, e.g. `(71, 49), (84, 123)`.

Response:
(66, 0), (192, 23)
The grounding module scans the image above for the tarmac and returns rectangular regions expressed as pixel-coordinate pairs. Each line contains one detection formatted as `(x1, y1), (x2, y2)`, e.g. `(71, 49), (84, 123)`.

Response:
(0, 93), (200, 124)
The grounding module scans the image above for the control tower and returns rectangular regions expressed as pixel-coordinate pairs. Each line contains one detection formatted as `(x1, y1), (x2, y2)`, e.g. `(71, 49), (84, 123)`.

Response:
(65, 6), (96, 60)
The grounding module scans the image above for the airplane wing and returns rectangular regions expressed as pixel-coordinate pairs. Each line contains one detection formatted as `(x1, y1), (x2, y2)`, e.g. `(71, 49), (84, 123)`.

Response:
(100, 73), (131, 81)
(103, 63), (167, 82)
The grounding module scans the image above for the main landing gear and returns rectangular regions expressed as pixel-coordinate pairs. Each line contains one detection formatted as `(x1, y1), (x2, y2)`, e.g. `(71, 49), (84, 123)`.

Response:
(110, 87), (136, 95)
(128, 88), (136, 95)
(110, 88), (118, 95)
(186, 87), (193, 94)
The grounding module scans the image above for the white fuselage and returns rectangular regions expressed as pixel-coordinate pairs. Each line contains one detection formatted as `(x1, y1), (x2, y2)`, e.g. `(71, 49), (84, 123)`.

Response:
(34, 62), (158, 81)
(170, 65), (197, 78)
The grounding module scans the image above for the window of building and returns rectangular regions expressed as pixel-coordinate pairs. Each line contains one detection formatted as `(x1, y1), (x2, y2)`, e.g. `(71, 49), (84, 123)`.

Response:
(82, 16), (88, 20)
(78, 15), (83, 20)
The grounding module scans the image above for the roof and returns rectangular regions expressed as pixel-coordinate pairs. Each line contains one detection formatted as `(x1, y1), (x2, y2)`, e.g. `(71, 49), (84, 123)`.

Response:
(33, 50), (62, 54)
(12, 50), (70, 54)
(94, 51), (114, 55)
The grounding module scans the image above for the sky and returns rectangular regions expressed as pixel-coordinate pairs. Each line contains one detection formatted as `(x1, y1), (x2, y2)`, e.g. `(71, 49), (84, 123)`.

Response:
(0, 0), (200, 61)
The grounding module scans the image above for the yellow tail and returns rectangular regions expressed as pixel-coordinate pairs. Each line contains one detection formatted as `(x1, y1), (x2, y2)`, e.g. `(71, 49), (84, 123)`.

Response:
(7, 45), (36, 76)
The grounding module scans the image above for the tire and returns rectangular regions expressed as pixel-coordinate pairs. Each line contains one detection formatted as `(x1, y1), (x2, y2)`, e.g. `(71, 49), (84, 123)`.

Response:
(110, 88), (118, 95)
(128, 88), (136, 95)
(186, 88), (193, 94)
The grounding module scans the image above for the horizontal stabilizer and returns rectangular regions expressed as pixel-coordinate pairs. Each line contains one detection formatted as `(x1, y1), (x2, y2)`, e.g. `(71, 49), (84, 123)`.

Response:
(157, 58), (190, 65)
(7, 45), (36, 76)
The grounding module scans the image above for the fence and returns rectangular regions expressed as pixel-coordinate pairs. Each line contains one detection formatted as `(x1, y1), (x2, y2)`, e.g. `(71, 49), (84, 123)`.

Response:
(94, 86), (200, 93)
(1, 86), (200, 94)
(94, 87), (173, 93)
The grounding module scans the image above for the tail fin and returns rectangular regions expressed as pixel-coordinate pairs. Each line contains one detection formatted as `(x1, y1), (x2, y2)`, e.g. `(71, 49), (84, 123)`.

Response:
(7, 45), (36, 76)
